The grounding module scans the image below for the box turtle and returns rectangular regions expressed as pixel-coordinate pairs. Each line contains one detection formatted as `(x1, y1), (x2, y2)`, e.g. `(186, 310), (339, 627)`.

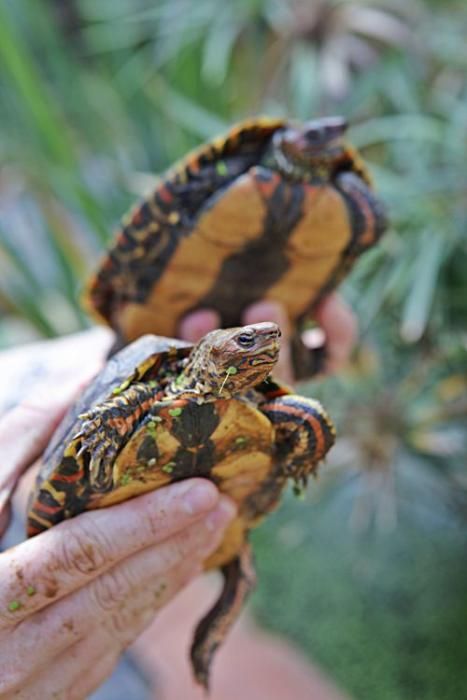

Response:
(86, 116), (387, 377)
(27, 322), (335, 688)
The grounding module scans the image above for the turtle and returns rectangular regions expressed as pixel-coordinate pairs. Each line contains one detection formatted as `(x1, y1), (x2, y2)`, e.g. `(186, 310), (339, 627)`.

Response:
(85, 115), (387, 378)
(27, 322), (335, 688)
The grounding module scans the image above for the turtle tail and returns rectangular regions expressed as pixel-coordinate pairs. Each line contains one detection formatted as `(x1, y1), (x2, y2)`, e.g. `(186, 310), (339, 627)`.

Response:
(190, 543), (256, 690)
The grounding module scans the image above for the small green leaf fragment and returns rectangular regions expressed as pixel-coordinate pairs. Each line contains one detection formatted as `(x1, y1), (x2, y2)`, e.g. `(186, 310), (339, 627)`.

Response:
(8, 600), (22, 612)
(235, 436), (247, 445)
(146, 421), (159, 435)
(226, 366), (237, 375)
(169, 407), (182, 417)
(112, 378), (131, 395)
(162, 462), (176, 474)
(216, 161), (228, 176)
(119, 472), (132, 486)
(26, 586), (36, 597)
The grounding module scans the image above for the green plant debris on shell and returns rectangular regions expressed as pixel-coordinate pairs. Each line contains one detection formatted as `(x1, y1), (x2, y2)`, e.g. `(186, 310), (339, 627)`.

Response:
(8, 600), (22, 612)
(216, 160), (228, 176)
(119, 472), (133, 486)
(26, 586), (36, 597)
(146, 421), (158, 438)
(162, 462), (176, 474)
(226, 366), (238, 375)
(235, 436), (248, 445)
(112, 377), (132, 395)
(169, 407), (183, 417)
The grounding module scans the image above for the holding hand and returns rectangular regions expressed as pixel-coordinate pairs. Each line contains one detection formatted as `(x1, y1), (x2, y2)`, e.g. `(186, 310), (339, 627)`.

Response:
(0, 389), (234, 699)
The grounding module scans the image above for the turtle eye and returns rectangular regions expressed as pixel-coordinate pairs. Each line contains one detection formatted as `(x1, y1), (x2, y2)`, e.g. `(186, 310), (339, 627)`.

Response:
(236, 333), (256, 349)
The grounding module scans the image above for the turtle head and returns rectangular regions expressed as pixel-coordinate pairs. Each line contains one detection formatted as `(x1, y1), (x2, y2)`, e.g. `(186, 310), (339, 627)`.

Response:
(272, 116), (348, 177)
(186, 322), (281, 397)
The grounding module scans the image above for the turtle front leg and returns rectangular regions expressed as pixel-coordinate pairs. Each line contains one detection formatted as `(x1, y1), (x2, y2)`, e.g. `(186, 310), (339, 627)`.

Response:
(261, 394), (335, 489)
(191, 543), (256, 690)
(74, 382), (158, 488)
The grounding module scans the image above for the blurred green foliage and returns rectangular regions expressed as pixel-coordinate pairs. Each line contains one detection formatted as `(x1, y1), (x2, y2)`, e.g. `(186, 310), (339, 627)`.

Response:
(1, 1), (466, 697)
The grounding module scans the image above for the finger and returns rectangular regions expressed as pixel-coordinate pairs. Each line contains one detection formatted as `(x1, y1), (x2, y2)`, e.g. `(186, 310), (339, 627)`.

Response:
(313, 293), (358, 374)
(243, 301), (294, 384)
(12, 558), (202, 700)
(179, 309), (221, 343)
(9, 645), (119, 700)
(0, 478), (221, 627)
(0, 383), (86, 536)
(1, 501), (234, 694)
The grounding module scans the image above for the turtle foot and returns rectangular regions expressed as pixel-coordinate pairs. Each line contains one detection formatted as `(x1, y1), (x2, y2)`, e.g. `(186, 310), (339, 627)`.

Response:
(74, 411), (121, 485)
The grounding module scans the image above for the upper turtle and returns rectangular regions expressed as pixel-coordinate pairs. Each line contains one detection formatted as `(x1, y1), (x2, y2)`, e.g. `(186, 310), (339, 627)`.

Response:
(85, 116), (387, 377)
(27, 323), (335, 687)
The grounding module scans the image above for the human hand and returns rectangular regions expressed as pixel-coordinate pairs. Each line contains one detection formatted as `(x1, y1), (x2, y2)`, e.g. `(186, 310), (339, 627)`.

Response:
(0, 390), (235, 699)
(179, 293), (357, 384)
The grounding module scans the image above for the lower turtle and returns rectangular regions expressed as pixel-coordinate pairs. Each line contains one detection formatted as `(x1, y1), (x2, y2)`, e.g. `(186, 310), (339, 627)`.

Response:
(27, 323), (335, 688)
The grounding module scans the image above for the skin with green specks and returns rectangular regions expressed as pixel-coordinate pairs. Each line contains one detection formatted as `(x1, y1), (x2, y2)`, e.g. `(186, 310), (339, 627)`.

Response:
(27, 324), (335, 689)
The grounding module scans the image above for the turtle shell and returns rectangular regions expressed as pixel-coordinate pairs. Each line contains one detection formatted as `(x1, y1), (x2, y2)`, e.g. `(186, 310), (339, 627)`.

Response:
(27, 335), (191, 532)
(27, 335), (293, 565)
(85, 116), (387, 377)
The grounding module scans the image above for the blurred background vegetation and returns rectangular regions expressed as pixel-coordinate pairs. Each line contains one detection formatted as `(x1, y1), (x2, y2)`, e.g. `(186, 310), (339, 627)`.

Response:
(1, 0), (466, 698)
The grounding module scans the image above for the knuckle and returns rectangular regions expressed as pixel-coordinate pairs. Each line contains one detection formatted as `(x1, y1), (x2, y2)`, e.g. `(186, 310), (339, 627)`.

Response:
(170, 524), (211, 562)
(141, 507), (163, 539)
(105, 607), (147, 644)
(90, 564), (135, 614)
(59, 521), (112, 577)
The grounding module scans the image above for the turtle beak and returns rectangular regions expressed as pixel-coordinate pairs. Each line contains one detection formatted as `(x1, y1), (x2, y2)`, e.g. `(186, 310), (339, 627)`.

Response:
(250, 322), (281, 361)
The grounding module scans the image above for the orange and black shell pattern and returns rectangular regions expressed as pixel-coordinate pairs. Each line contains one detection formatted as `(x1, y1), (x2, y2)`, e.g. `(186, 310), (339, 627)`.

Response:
(26, 337), (334, 543)
(85, 116), (387, 378)
(26, 335), (191, 536)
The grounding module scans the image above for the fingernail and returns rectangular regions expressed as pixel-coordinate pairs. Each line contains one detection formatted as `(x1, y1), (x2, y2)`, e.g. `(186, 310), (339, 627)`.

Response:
(182, 481), (218, 515)
(204, 498), (236, 532)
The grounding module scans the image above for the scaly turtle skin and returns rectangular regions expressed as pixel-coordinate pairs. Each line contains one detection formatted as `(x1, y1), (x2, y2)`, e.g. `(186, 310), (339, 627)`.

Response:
(85, 116), (387, 377)
(27, 323), (335, 688)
